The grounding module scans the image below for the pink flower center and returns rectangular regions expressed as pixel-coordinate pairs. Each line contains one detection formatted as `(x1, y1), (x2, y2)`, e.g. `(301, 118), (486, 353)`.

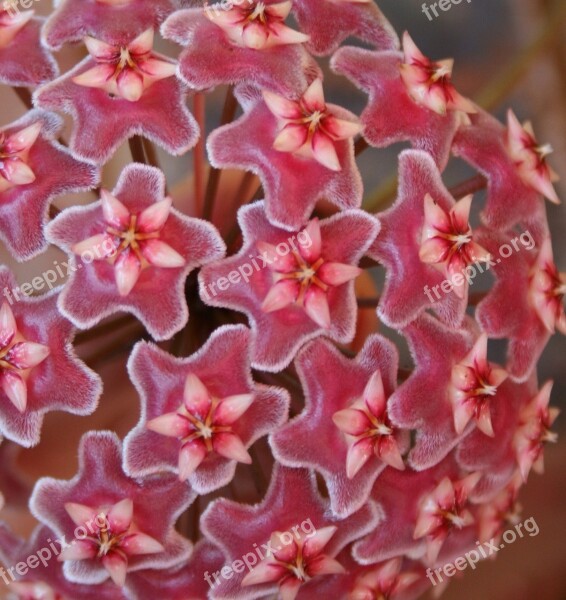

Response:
(276, 251), (328, 305)
(177, 397), (232, 450)
(106, 214), (159, 267)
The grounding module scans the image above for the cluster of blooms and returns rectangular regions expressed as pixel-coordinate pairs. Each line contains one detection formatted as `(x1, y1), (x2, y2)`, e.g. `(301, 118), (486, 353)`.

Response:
(0, 0), (562, 598)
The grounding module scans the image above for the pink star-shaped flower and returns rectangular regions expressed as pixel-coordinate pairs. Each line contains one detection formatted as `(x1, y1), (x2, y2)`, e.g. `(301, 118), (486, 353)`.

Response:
(271, 335), (408, 517)
(346, 557), (428, 600)
(0, 267), (102, 447)
(352, 455), (460, 564)
(208, 83), (363, 230)
(0, 110), (100, 261)
(455, 376), (535, 503)
(0, 12), (58, 86)
(332, 33), (475, 170)
(452, 109), (556, 235)
(291, 0), (398, 56)
(0, 524), (124, 600)
(475, 231), (564, 381)
(161, 5), (318, 96)
(200, 464), (380, 599)
(369, 150), (479, 328)
(476, 472), (523, 544)
(34, 30), (198, 165)
(198, 203), (379, 371)
(46, 164), (225, 341)
(123, 325), (289, 494)
(30, 431), (194, 590)
(513, 380), (559, 482)
(42, 0), (180, 50)
(387, 313), (478, 470)
(413, 472), (480, 564)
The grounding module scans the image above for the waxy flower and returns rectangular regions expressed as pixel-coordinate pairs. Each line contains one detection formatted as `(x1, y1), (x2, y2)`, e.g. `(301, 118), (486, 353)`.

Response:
(506, 109), (560, 204)
(452, 110), (549, 236)
(200, 465), (380, 599)
(369, 151), (471, 328)
(334, 370), (406, 476)
(34, 33), (198, 165)
(477, 472), (523, 544)
(352, 456), (460, 564)
(348, 558), (423, 600)
(242, 525), (345, 598)
(449, 334), (508, 437)
(0, 121), (42, 193)
(124, 326), (289, 493)
(332, 45), (467, 169)
(291, 0), (398, 56)
(413, 472), (480, 564)
(0, 110), (100, 261)
(199, 203), (378, 371)
(271, 335), (408, 517)
(209, 0), (309, 50)
(30, 432), (194, 589)
(72, 29), (177, 102)
(456, 377), (536, 502)
(0, 267), (102, 447)
(162, 6), (318, 96)
(0, 525), (123, 600)
(387, 313), (476, 470)
(72, 191), (186, 298)
(475, 231), (561, 381)
(207, 87), (363, 230)
(60, 498), (167, 586)
(513, 381), (559, 481)
(420, 193), (490, 299)
(529, 238), (566, 335)
(0, 301), (50, 413)
(399, 32), (476, 116)
(0, 12), (57, 86)
(46, 164), (225, 341)
(264, 78), (363, 172)
(260, 218), (363, 329)
(43, 0), (179, 50)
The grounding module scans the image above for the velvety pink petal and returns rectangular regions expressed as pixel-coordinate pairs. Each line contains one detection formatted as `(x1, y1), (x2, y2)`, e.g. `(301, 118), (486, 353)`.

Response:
(388, 313), (476, 470)
(198, 203), (379, 371)
(200, 465), (380, 599)
(0, 267), (102, 447)
(45, 164), (226, 341)
(29, 432), (194, 587)
(43, 0), (179, 50)
(207, 88), (363, 231)
(291, 0), (398, 56)
(0, 110), (100, 261)
(368, 150), (467, 328)
(0, 17), (58, 86)
(34, 57), (199, 165)
(162, 9), (320, 96)
(123, 325), (289, 494)
(332, 48), (458, 170)
(270, 335), (408, 517)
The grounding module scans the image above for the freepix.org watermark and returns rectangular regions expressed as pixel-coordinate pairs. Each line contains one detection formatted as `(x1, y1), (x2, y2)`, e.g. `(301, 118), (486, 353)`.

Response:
(204, 518), (317, 589)
(423, 230), (535, 303)
(1, 0), (41, 17)
(200, 230), (313, 301)
(0, 511), (111, 587)
(2, 237), (117, 305)
(421, 0), (472, 21)
(426, 516), (540, 586)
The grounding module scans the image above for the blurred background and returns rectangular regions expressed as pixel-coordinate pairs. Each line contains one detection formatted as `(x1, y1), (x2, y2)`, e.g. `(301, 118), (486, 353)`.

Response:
(0, 0), (564, 599)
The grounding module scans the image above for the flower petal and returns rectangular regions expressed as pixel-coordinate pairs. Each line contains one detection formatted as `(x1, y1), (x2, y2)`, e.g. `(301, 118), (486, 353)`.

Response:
(114, 251), (142, 297)
(214, 394), (254, 425)
(6, 341), (50, 369)
(107, 498), (133, 533)
(213, 432), (252, 463)
(0, 302), (17, 347)
(304, 286), (331, 328)
(141, 240), (185, 269)
(183, 373), (210, 416)
(138, 197), (172, 232)
(1, 371), (27, 413)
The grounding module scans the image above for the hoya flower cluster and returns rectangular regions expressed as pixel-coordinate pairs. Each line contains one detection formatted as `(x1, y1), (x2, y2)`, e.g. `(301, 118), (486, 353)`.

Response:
(0, 0), (562, 598)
